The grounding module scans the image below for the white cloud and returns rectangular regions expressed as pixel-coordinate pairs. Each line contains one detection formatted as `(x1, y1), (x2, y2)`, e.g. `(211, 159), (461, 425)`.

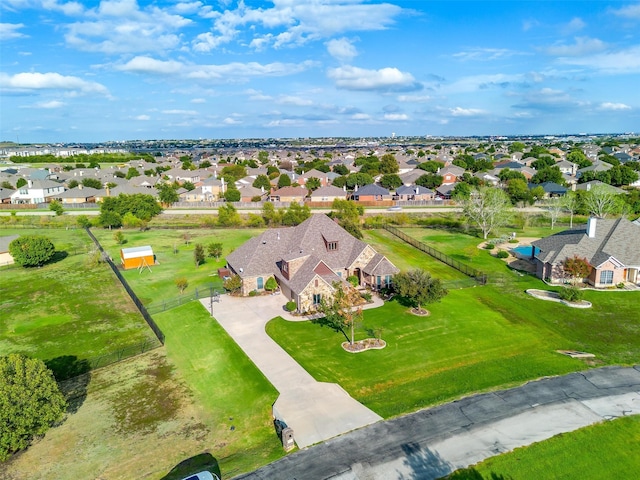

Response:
(223, 117), (241, 125)
(557, 45), (640, 73)
(173, 1), (203, 15)
(599, 102), (631, 111)
(162, 109), (198, 115)
(544, 36), (607, 57)
(63, 1), (192, 54)
(245, 89), (273, 101)
(42, 0), (85, 16)
(117, 56), (183, 75)
(135, 114), (151, 120)
(397, 94), (431, 103)
(194, 0), (403, 51)
(384, 113), (408, 121)
(611, 3), (640, 19)
(190, 98), (206, 104)
(277, 95), (313, 106)
(452, 48), (524, 61)
(450, 107), (485, 117)
(0, 72), (109, 95)
(326, 37), (358, 62)
(351, 113), (371, 120)
(562, 17), (586, 35)
(327, 65), (421, 91)
(0, 23), (27, 40)
(34, 100), (65, 109)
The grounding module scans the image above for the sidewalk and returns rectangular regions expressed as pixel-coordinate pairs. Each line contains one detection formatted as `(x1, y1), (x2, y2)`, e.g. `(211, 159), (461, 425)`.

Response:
(201, 294), (382, 449)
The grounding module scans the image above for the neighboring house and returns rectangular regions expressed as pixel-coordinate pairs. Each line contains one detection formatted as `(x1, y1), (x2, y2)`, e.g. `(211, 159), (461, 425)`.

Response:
(10, 179), (65, 204)
(577, 160), (612, 178)
(439, 165), (465, 185)
(532, 217), (640, 287)
(529, 181), (567, 197)
(297, 169), (330, 188)
(555, 160), (578, 176)
(351, 184), (391, 201)
(269, 186), (309, 202)
(0, 187), (14, 204)
(435, 184), (455, 199)
(0, 234), (19, 265)
(226, 214), (399, 312)
(55, 186), (100, 204)
(394, 185), (435, 201)
(237, 184), (267, 202)
(309, 185), (348, 202)
(574, 181), (625, 194)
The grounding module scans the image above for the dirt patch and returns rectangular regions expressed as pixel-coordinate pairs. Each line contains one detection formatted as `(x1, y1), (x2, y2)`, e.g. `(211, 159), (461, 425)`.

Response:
(3, 349), (214, 480)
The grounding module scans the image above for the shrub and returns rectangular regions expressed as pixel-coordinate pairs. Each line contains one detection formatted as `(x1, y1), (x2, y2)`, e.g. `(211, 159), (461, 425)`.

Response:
(558, 286), (583, 302)
(223, 274), (242, 293)
(175, 277), (188, 293)
(508, 239), (519, 243)
(484, 243), (495, 250)
(496, 250), (509, 258)
(617, 282), (625, 289)
(9, 235), (56, 267)
(285, 301), (297, 312)
(347, 275), (359, 287)
(361, 291), (372, 302)
(249, 290), (258, 297)
(265, 277), (278, 292)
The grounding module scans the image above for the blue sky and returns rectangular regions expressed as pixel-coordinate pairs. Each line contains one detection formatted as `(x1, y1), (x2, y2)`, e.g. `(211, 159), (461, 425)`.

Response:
(1, 0), (639, 143)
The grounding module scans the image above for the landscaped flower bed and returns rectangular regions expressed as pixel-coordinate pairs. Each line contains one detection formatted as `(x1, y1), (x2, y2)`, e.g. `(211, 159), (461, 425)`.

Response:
(342, 338), (387, 353)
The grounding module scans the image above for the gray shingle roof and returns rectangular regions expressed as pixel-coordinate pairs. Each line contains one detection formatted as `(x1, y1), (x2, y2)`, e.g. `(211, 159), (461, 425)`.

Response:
(532, 218), (640, 267)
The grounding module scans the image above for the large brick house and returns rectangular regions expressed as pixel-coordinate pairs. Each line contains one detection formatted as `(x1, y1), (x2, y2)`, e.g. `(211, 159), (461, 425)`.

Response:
(532, 217), (640, 287)
(226, 214), (399, 312)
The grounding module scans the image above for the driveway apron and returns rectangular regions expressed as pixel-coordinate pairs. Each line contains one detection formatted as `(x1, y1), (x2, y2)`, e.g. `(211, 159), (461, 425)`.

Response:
(201, 294), (382, 449)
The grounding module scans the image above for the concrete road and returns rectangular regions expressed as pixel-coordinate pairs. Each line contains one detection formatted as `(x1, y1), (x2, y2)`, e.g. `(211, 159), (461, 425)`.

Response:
(235, 366), (640, 480)
(200, 295), (383, 449)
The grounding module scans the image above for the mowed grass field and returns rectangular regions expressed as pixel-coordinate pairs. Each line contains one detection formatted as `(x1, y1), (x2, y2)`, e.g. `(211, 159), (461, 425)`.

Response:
(91, 227), (264, 304)
(4, 349), (221, 480)
(448, 416), (640, 480)
(268, 225), (640, 418)
(0, 227), (157, 378)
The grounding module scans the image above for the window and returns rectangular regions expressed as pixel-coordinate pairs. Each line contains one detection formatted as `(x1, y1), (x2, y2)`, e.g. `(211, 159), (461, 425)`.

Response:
(313, 293), (321, 305)
(376, 275), (382, 288)
(327, 241), (338, 251)
(385, 275), (392, 288)
(257, 277), (264, 289)
(600, 270), (613, 285)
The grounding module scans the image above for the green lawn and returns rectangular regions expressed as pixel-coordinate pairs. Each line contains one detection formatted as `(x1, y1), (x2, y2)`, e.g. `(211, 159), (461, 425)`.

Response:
(268, 226), (640, 418)
(448, 416), (640, 480)
(0, 228), (156, 379)
(91, 227), (264, 304)
(153, 302), (283, 477)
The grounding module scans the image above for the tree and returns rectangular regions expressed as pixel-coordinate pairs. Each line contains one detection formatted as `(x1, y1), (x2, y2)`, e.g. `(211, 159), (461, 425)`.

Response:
(562, 255), (591, 285)
(223, 274), (242, 293)
(157, 183), (179, 204)
(66, 179), (79, 189)
(175, 277), (188, 293)
(380, 174), (403, 190)
(462, 187), (512, 239)
(393, 269), (448, 314)
(416, 174), (443, 189)
(218, 203), (242, 226)
(258, 150), (269, 164)
(561, 191), (579, 228)
(125, 167), (140, 179)
(252, 174), (272, 190)
(81, 178), (102, 189)
(223, 187), (241, 202)
(221, 164), (247, 182)
(16, 178), (27, 188)
(182, 180), (195, 191)
(262, 201), (282, 225)
(113, 230), (125, 245)
(498, 168), (526, 183)
(583, 185), (623, 218)
(345, 172), (374, 189)
(509, 141), (525, 153)
(332, 164), (349, 176)
(531, 166), (563, 184)
(99, 210), (122, 229)
(194, 243), (205, 267)
(546, 197), (565, 229)
(207, 242), (223, 259)
(76, 215), (92, 228)
(305, 177), (322, 191)
(9, 235), (56, 267)
(100, 194), (161, 222)
(451, 182), (472, 201)
(282, 203), (311, 226)
(418, 161), (444, 174)
(0, 354), (66, 461)
(567, 149), (591, 169)
(49, 200), (64, 216)
(506, 178), (533, 205)
(331, 199), (364, 239)
(380, 153), (399, 174)
(277, 173), (291, 188)
(313, 282), (363, 345)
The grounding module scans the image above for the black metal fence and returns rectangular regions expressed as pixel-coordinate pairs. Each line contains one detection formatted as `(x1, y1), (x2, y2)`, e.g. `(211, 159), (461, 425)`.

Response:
(383, 225), (488, 285)
(84, 227), (165, 344)
(88, 338), (162, 371)
(146, 286), (223, 314)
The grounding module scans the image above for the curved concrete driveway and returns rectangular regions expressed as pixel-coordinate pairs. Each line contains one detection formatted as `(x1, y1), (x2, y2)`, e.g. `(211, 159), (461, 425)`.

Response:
(200, 294), (383, 449)
(236, 365), (640, 479)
